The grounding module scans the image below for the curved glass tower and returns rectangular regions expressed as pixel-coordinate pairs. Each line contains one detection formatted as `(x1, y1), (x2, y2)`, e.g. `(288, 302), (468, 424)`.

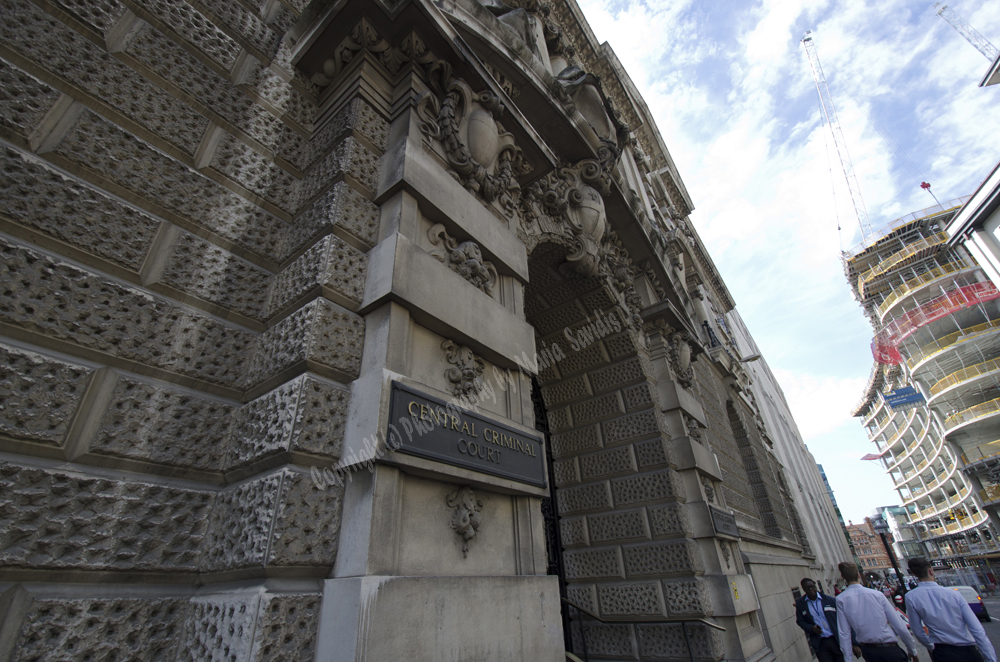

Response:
(847, 198), (1000, 574)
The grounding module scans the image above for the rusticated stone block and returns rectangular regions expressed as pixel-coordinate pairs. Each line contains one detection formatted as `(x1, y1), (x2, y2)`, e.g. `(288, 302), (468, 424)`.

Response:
(0, 462), (213, 572)
(647, 502), (693, 538)
(0, 59), (59, 140)
(267, 234), (367, 315)
(634, 437), (670, 468)
(569, 623), (635, 658)
(550, 425), (601, 458)
(298, 136), (380, 206)
(602, 409), (659, 444)
(48, 0), (128, 35)
(589, 357), (645, 393)
(244, 298), (364, 387)
(227, 374), (348, 469)
(546, 406), (571, 432)
(283, 182), (379, 254)
(191, 0), (281, 61)
(636, 622), (724, 660)
(283, 96), (387, 170)
(622, 382), (653, 410)
(604, 332), (638, 360)
(622, 539), (705, 578)
(124, 0), (242, 69)
(210, 132), (301, 211)
(587, 509), (649, 543)
(0, 146), (160, 271)
(251, 592), (323, 660)
(564, 584), (596, 613)
(540, 375), (590, 407)
(562, 547), (624, 580)
(611, 469), (680, 507)
(159, 232), (272, 321)
(267, 470), (344, 566)
(0, 343), (93, 446)
(579, 445), (636, 479)
(597, 581), (664, 616)
(0, 238), (256, 388)
(570, 391), (624, 424)
(662, 577), (713, 616)
(201, 472), (281, 571)
(55, 111), (286, 260)
(559, 517), (587, 547)
(179, 593), (258, 662)
(11, 596), (188, 662)
(552, 458), (579, 486)
(246, 65), (315, 134)
(91, 375), (234, 470)
(556, 481), (612, 515)
(1, 0), (208, 152)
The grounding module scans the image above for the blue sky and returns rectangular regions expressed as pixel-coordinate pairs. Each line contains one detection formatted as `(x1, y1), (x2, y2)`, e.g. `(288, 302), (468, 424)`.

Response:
(575, 0), (1000, 523)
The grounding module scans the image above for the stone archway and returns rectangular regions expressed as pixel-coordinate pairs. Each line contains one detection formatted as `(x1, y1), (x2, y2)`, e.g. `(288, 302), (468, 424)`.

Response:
(522, 240), (724, 661)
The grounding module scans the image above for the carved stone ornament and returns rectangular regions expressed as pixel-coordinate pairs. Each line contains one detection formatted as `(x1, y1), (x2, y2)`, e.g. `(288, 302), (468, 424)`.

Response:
(417, 62), (531, 219)
(428, 224), (498, 297)
(702, 475), (716, 504)
(686, 416), (703, 442)
(447, 486), (483, 557)
(312, 19), (437, 87)
(669, 331), (695, 389)
(720, 541), (731, 569)
(518, 159), (610, 277)
(442, 340), (485, 397)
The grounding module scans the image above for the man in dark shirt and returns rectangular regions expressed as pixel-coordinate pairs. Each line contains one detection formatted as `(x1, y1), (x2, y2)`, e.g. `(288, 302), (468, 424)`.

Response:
(797, 577), (856, 662)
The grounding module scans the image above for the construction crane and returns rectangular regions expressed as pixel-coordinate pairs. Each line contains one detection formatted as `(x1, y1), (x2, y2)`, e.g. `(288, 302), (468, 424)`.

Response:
(801, 31), (873, 241)
(934, 3), (999, 62)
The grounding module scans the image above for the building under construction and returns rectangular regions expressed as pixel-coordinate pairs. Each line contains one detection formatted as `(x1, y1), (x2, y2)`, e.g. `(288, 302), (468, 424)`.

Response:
(847, 196), (1000, 585)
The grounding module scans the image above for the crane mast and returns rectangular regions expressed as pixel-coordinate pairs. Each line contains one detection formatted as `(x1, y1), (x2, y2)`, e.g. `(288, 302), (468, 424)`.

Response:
(801, 31), (873, 241)
(935, 3), (999, 62)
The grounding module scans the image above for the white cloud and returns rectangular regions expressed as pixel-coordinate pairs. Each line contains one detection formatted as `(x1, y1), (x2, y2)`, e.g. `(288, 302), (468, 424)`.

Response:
(575, 0), (1000, 520)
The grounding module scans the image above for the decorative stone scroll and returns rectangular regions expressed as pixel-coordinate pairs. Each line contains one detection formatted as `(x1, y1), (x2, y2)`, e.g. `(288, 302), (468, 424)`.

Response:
(417, 63), (531, 219)
(427, 223), (498, 297)
(447, 486), (483, 557)
(518, 159), (610, 278)
(441, 340), (485, 397)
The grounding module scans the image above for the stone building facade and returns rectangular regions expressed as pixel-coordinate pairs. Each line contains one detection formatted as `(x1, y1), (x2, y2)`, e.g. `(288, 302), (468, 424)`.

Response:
(847, 519), (894, 575)
(0, 0), (851, 659)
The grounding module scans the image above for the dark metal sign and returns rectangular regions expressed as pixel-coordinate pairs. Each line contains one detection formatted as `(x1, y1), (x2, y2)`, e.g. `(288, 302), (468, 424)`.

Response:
(710, 506), (740, 539)
(387, 381), (547, 487)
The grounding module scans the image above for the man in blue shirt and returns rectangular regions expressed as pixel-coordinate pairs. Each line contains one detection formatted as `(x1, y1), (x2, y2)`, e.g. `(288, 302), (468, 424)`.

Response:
(905, 557), (995, 662)
(797, 577), (855, 661)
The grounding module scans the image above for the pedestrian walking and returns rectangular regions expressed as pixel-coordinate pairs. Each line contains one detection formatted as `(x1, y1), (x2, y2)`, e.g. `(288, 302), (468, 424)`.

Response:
(905, 557), (996, 662)
(836, 561), (919, 662)
(797, 577), (853, 661)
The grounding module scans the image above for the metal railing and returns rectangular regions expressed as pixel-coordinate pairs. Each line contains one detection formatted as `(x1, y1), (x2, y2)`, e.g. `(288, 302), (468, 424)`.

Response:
(857, 232), (949, 298)
(845, 196), (972, 258)
(907, 320), (1000, 370)
(561, 598), (725, 662)
(930, 357), (1000, 397)
(877, 261), (972, 321)
(962, 440), (1000, 465)
(981, 484), (1000, 503)
(944, 397), (1000, 431)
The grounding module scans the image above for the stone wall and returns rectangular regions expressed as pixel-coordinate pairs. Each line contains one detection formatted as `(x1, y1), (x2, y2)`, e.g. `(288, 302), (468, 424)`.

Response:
(0, 0), (383, 655)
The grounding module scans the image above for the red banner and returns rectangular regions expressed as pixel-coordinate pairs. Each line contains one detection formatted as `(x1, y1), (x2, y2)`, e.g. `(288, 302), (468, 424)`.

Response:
(872, 281), (1000, 364)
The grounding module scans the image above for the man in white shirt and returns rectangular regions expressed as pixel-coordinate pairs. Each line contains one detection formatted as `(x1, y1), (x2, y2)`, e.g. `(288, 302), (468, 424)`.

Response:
(836, 561), (919, 662)
(905, 557), (995, 662)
